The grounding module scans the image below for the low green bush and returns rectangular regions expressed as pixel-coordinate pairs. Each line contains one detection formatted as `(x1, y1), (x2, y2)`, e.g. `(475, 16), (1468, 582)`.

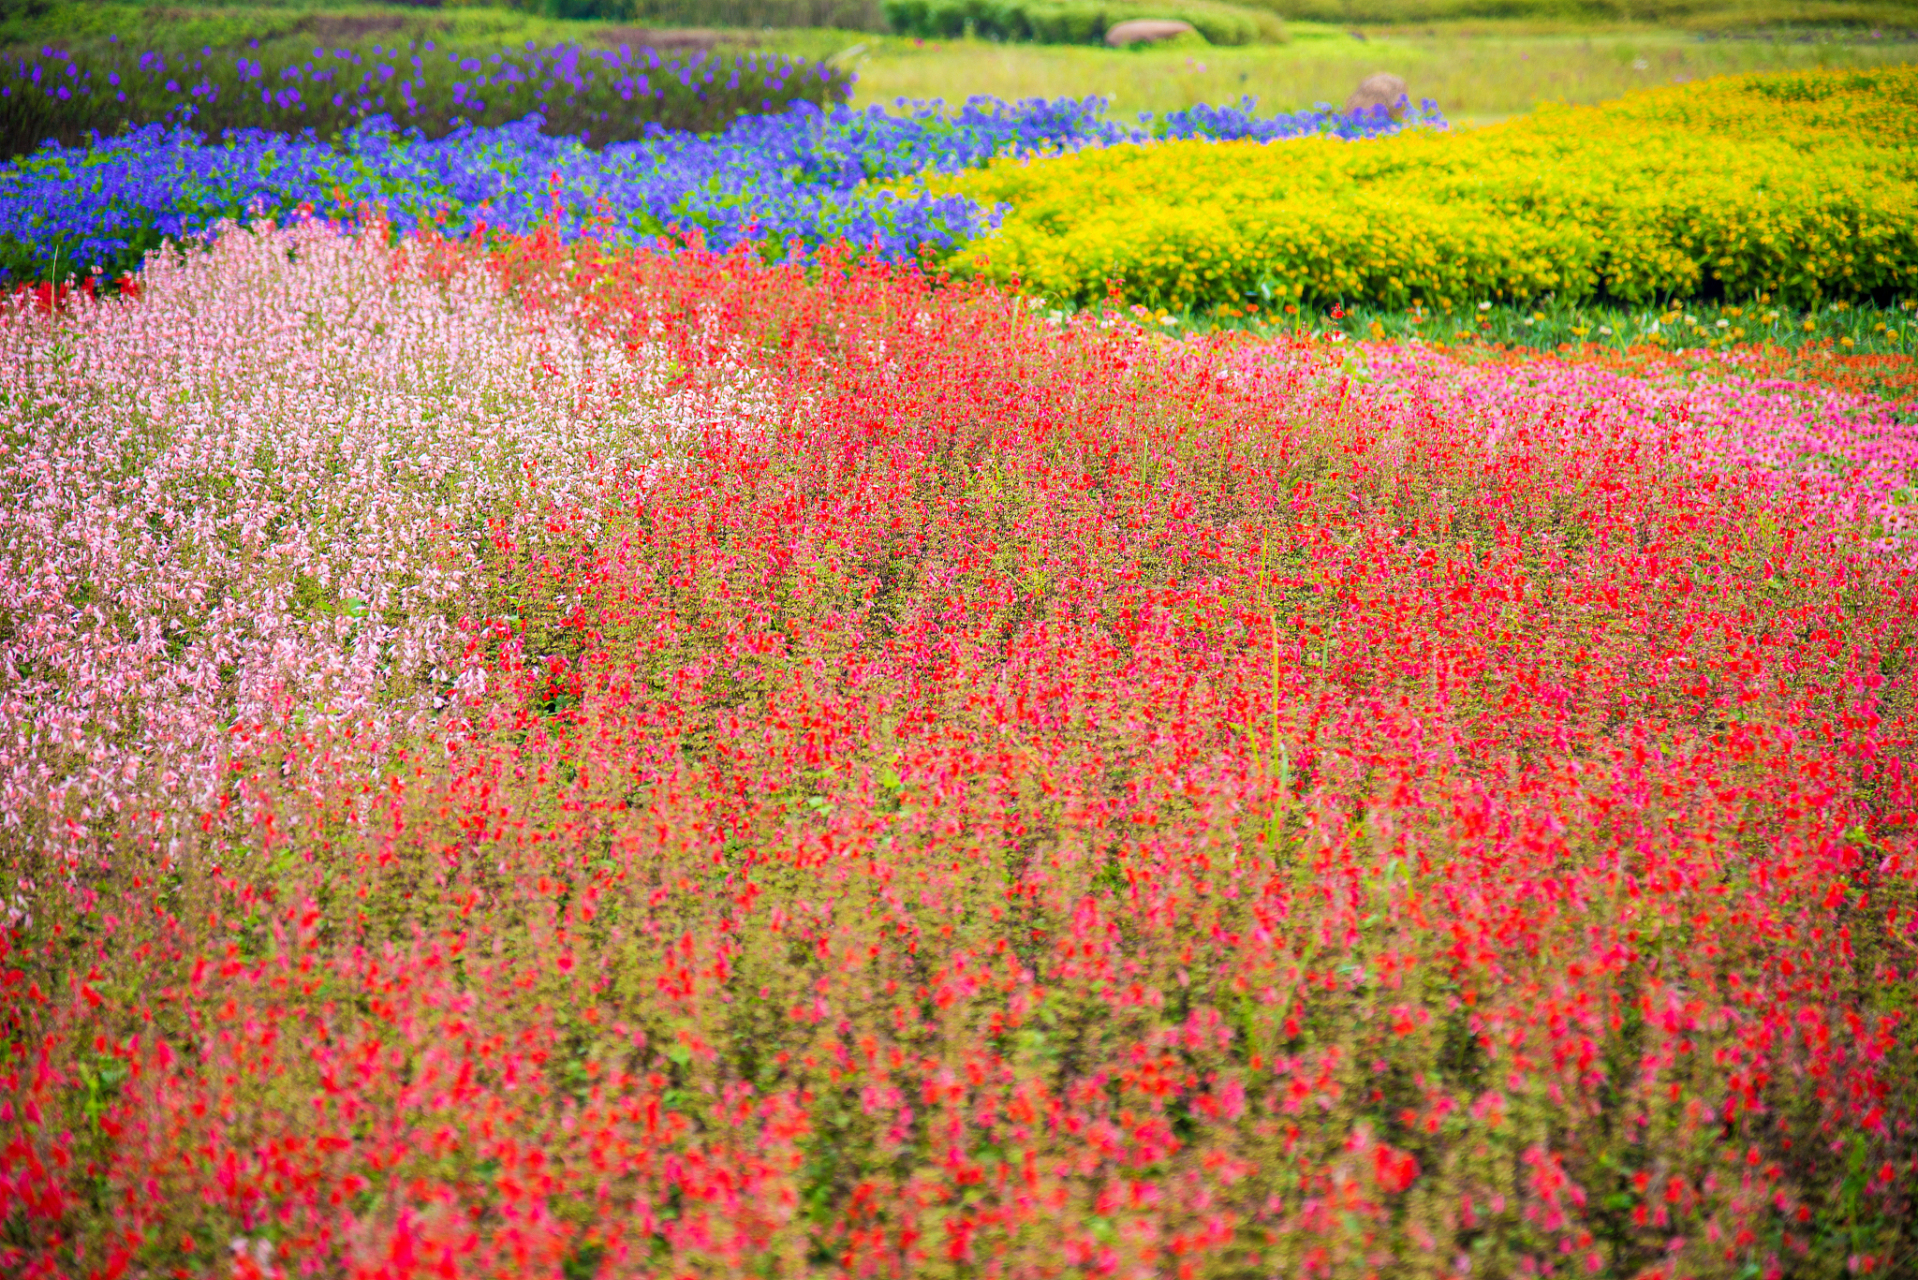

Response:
(0, 1), (891, 54)
(881, 0), (1285, 44)
(525, 0), (890, 30)
(1238, 0), (1918, 27)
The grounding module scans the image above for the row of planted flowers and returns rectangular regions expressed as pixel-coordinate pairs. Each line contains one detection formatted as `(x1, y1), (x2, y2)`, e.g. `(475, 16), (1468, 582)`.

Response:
(3, 221), (1916, 1279)
(9, 216), (1914, 859)
(8, 65), (1917, 316)
(0, 91), (1440, 289)
(920, 66), (1918, 309)
(0, 35), (854, 155)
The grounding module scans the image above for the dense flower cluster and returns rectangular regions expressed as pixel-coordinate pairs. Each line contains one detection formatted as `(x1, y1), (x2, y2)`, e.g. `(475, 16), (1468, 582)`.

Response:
(3, 226), (1916, 1279)
(1153, 94), (1445, 142)
(0, 36), (852, 156)
(0, 94), (1439, 286)
(925, 64), (1918, 308)
(0, 218), (745, 855)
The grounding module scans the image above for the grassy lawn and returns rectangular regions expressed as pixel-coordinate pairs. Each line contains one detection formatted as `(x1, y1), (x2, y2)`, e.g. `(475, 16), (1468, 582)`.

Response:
(818, 24), (1918, 117)
(1094, 296), (1918, 359)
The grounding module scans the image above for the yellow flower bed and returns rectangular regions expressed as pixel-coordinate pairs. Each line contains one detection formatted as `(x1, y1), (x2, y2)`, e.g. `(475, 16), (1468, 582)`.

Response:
(912, 66), (1918, 309)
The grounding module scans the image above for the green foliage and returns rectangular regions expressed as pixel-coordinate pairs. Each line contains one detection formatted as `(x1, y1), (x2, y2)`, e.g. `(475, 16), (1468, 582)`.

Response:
(1114, 293), (1918, 359)
(0, 1), (887, 52)
(1239, 0), (1918, 30)
(881, 0), (1285, 44)
(514, 0), (891, 30)
(5, 4), (467, 54)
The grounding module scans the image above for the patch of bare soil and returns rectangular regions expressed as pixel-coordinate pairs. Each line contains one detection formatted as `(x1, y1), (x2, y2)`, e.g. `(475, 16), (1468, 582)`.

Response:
(293, 13), (453, 42)
(589, 26), (749, 52)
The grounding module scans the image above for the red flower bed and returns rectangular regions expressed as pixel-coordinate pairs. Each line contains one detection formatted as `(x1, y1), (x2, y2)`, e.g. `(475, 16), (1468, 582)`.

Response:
(4, 241), (1916, 1280)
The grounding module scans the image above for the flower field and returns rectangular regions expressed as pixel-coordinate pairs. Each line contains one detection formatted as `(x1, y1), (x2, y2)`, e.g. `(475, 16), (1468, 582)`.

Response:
(0, 94), (1430, 288)
(3, 48), (1918, 1280)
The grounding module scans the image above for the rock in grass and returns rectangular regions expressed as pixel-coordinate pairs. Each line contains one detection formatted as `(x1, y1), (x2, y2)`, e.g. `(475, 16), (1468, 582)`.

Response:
(1105, 19), (1198, 47)
(1345, 72), (1408, 114)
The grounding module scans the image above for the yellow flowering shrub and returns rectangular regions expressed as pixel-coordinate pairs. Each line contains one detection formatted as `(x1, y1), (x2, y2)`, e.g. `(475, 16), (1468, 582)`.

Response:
(912, 66), (1918, 309)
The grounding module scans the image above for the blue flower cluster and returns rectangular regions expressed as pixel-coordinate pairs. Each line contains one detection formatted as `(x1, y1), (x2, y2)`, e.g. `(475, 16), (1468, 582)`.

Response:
(0, 94), (1446, 285)
(1153, 95), (1447, 141)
